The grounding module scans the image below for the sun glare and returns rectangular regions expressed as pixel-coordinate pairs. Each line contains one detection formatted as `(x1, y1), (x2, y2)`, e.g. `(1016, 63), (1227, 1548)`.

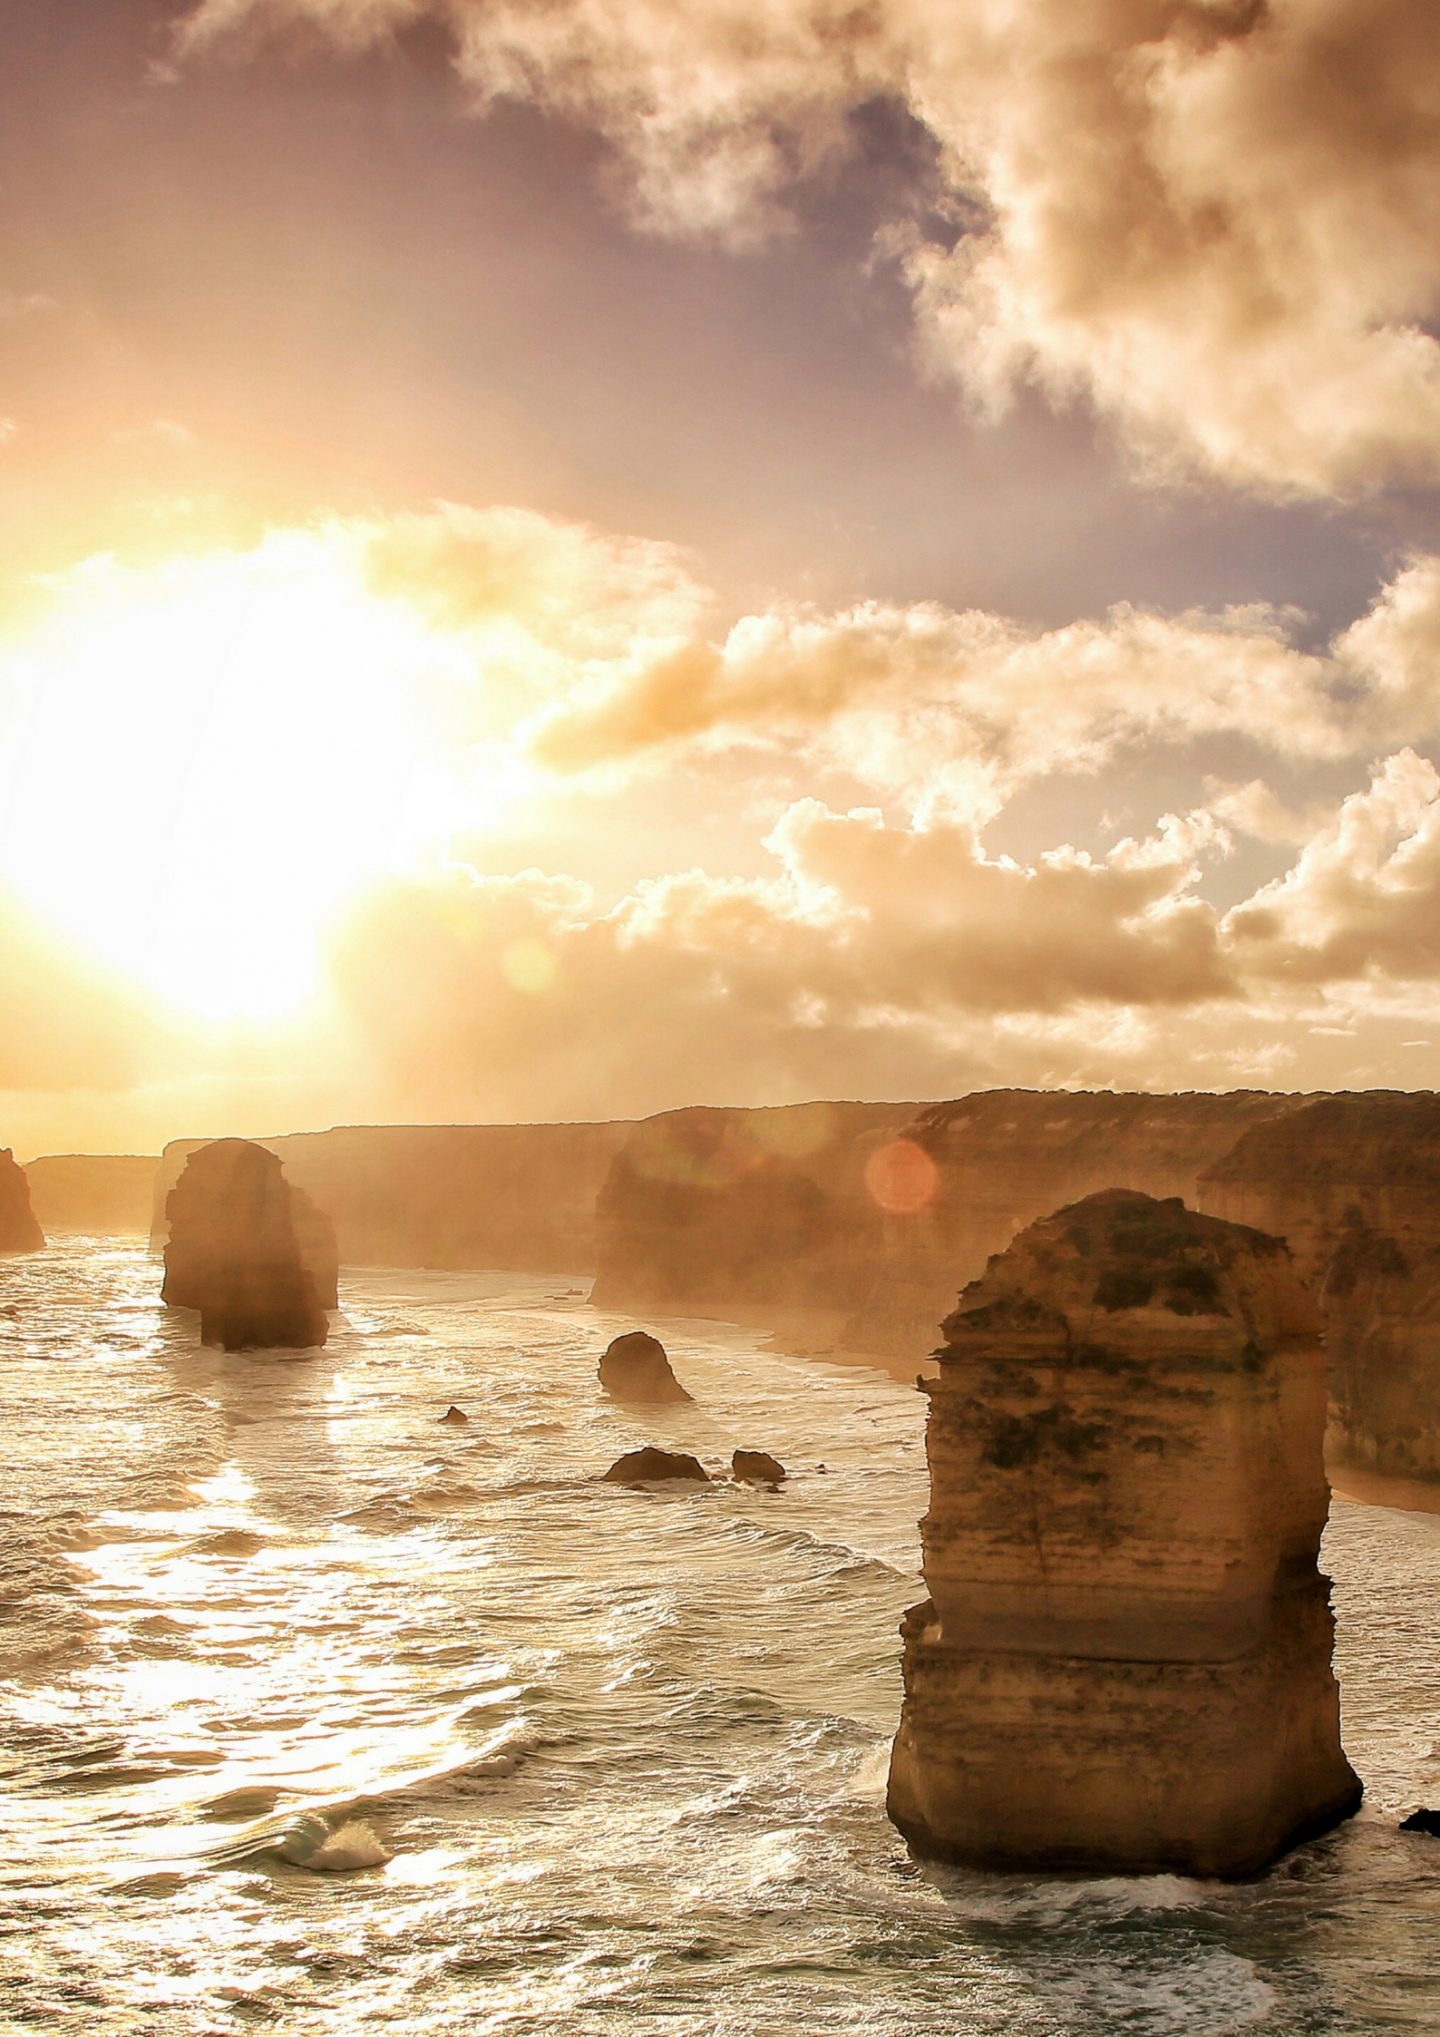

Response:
(0, 536), (491, 1024)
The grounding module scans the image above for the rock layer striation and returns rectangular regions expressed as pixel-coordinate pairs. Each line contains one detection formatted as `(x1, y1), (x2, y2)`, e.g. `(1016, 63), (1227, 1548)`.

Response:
(888, 1189), (1360, 1877)
(162, 1139), (331, 1350)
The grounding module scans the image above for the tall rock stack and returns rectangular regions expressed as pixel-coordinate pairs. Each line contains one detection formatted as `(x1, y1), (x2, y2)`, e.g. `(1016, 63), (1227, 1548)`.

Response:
(888, 1189), (1360, 1878)
(162, 1138), (331, 1351)
(0, 1149), (44, 1253)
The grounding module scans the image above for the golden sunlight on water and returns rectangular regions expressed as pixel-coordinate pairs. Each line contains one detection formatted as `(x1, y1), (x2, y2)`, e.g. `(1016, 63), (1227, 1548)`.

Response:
(5, 1240), (1440, 2034)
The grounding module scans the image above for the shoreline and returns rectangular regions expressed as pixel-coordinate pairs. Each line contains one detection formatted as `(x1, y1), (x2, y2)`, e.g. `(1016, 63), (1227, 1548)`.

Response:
(1329, 1462), (1440, 1517)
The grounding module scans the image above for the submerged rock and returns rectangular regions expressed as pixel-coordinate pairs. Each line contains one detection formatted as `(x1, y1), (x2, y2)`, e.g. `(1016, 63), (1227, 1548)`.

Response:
(598, 1330), (692, 1403)
(1400, 1809), (1440, 1836)
(162, 1139), (329, 1352)
(732, 1449), (786, 1485)
(887, 1188), (1361, 1879)
(603, 1447), (709, 1485)
(438, 1405), (469, 1425)
(0, 1149), (43, 1254)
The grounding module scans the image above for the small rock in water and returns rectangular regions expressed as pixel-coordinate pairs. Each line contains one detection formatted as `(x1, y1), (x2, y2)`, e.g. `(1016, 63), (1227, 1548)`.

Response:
(732, 1449), (787, 1486)
(438, 1405), (469, 1424)
(1401, 1808), (1440, 1836)
(603, 1447), (710, 1485)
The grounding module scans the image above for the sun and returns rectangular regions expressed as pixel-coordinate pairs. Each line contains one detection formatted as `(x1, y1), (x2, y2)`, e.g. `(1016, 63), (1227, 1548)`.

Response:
(0, 533), (480, 1024)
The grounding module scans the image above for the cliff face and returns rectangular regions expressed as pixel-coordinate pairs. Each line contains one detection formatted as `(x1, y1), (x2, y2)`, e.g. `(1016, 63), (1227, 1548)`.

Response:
(24, 1155), (158, 1236)
(887, 1190), (1360, 1877)
(1203, 1094), (1440, 1480)
(843, 1089), (1315, 1357)
(153, 1122), (631, 1274)
(588, 1100), (925, 1317)
(0, 1150), (44, 1254)
(162, 1139), (330, 1351)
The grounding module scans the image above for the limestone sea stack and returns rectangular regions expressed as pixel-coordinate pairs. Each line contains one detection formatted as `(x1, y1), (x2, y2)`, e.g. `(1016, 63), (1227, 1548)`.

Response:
(598, 1330), (692, 1403)
(162, 1139), (331, 1351)
(0, 1150), (44, 1253)
(887, 1189), (1361, 1878)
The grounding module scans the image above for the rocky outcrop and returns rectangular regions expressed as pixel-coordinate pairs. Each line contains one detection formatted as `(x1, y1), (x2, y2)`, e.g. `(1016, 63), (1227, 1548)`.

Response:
(0, 1150), (43, 1253)
(1202, 1094), (1440, 1480)
(23, 1154), (158, 1235)
(598, 1330), (691, 1403)
(887, 1190), (1360, 1877)
(152, 1121), (632, 1274)
(732, 1449), (786, 1485)
(603, 1447), (710, 1484)
(162, 1139), (330, 1351)
(590, 1101), (924, 1319)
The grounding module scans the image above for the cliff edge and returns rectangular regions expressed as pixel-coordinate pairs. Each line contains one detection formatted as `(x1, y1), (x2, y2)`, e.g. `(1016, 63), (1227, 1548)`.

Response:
(0, 1149), (44, 1254)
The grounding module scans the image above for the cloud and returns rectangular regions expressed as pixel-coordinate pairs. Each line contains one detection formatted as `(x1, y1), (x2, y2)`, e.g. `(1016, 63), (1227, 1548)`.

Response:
(176, 0), (1440, 496)
(1225, 750), (1440, 985)
(328, 798), (1237, 1119)
(526, 592), (1355, 801)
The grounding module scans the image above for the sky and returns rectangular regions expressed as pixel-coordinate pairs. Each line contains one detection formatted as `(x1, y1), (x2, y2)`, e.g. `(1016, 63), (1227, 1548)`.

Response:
(3, 0), (1440, 1155)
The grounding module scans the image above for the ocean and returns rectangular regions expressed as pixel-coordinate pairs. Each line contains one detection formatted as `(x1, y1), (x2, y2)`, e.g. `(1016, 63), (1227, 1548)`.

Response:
(3, 1238), (1440, 2036)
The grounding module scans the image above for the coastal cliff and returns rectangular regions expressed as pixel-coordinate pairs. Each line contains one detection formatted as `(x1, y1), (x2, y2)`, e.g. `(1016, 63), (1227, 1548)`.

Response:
(153, 1121), (631, 1273)
(0, 1149), (44, 1253)
(1203, 1094), (1440, 1481)
(163, 1138), (330, 1350)
(24, 1155), (158, 1236)
(588, 1100), (925, 1319)
(840, 1089), (1315, 1357)
(887, 1190), (1361, 1876)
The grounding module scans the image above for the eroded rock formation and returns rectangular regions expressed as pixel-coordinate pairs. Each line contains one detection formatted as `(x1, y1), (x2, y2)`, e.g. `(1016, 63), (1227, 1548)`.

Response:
(598, 1330), (691, 1403)
(888, 1189), (1360, 1877)
(732, 1449), (786, 1485)
(0, 1150), (44, 1253)
(603, 1447), (709, 1485)
(162, 1139), (330, 1351)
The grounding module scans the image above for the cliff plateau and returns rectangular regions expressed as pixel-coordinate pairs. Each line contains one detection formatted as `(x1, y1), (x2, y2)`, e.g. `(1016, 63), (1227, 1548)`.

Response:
(887, 1189), (1360, 1877)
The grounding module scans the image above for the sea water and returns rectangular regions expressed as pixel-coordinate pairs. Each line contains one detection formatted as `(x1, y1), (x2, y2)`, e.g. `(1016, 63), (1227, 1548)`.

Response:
(3, 1239), (1440, 2036)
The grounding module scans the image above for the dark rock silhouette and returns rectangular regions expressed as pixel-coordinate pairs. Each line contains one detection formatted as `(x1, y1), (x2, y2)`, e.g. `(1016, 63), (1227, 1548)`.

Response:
(438, 1405), (469, 1425)
(732, 1449), (786, 1485)
(0, 1150), (44, 1253)
(598, 1330), (691, 1403)
(603, 1447), (710, 1485)
(888, 1189), (1360, 1878)
(1400, 1809), (1440, 1836)
(162, 1139), (330, 1351)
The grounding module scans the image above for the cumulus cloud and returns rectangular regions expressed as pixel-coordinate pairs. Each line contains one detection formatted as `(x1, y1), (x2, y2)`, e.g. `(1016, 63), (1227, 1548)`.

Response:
(329, 797), (1236, 1120)
(177, 0), (1440, 495)
(240, 505), (1440, 816)
(1226, 750), (1440, 984)
(526, 592), (1355, 801)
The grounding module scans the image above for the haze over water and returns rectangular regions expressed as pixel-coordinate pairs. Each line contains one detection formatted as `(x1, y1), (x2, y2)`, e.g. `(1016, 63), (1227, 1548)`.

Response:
(4, 1238), (1440, 2036)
